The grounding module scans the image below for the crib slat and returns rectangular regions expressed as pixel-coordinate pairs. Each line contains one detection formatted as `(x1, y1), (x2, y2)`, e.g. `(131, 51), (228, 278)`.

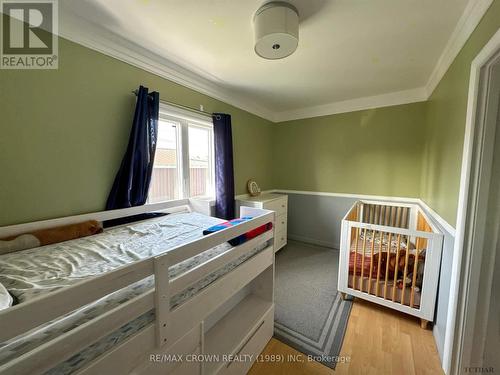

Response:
(374, 230), (383, 297)
(392, 234), (402, 302)
(410, 240), (420, 308)
(360, 228), (368, 292)
(402, 207), (407, 228)
(352, 227), (359, 290)
(401, 235), (412, 306)
(383, 232), (392, 300)
(368, 229), (376, 294)
(405, 207), (410, 228)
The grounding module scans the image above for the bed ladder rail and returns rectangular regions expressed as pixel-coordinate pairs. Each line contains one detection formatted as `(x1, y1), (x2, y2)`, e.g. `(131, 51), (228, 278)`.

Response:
(154, 254), (171, 348)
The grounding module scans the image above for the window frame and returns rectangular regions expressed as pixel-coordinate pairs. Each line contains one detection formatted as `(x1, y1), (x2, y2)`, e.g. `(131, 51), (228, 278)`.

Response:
(150, 103), (214, 203)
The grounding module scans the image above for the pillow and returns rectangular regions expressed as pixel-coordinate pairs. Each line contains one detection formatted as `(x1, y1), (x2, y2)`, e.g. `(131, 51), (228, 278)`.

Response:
(0, 234), (40, 255)
(103, 212), (168, 228)
(0, 283), (13, 310)
(0, 220), (103, 255)
(203, 217), (273, 246)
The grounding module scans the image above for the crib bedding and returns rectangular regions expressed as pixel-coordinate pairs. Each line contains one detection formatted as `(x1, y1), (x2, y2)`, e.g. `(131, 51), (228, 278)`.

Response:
(347, 233), (425, 307)
(350, 233), (416, 255)
(0, 212), (270, 374)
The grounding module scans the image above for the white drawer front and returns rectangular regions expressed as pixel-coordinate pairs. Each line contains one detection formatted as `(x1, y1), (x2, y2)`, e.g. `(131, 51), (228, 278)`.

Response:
(219, 307), (274, 375)
(263, 198), (287, 216)
(275, 229), (287, 251)
(275, 214), (287, 234)
(134, 325), (201, 375)
(171, 348), (201, 375)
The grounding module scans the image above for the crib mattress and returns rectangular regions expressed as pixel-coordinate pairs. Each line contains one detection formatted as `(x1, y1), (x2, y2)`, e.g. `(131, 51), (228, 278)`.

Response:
(0, 212), (269, 374)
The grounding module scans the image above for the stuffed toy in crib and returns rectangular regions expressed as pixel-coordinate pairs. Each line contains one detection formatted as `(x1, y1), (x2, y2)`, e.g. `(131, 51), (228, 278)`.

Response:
(349, 249), (426, 289)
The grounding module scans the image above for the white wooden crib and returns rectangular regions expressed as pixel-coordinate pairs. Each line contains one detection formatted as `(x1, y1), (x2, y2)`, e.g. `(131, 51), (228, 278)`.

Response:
(338, 200), (443, 328)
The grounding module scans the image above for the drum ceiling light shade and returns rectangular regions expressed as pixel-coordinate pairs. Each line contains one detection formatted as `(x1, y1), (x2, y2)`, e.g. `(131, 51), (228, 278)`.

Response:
(254, 2), (299, 60)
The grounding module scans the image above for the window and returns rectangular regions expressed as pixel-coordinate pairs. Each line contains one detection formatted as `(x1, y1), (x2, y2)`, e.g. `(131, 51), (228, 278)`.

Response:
(148, 105), (214, 203)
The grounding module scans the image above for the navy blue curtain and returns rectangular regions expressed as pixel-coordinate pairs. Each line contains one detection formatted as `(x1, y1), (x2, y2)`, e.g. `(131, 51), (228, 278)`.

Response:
(212, 113), (235, 220)
(106, 86), (159, 210)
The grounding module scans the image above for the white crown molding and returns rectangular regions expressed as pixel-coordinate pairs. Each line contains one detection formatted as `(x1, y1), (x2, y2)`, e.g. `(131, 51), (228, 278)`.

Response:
(58, 0), (491, 123)
(58, 9), (276, 122)
(272, 88), (428, 122)
(425, 0), (494, 97)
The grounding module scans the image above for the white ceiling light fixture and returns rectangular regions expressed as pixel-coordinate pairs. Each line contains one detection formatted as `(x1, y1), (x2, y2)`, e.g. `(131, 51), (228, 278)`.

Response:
(254, 1), (299, 60)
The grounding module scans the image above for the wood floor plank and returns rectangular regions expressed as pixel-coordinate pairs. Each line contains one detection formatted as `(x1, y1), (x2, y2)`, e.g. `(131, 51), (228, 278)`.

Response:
(248, 299), (444, 375)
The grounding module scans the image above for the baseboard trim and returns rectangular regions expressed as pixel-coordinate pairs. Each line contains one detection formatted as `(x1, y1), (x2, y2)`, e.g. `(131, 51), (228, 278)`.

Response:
(433, 323), (446, 366)
(287, 234), (338, 250)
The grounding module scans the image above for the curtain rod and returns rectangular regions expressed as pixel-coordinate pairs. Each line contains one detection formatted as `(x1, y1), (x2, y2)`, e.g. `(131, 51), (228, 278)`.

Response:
(131, 90), (212, 118)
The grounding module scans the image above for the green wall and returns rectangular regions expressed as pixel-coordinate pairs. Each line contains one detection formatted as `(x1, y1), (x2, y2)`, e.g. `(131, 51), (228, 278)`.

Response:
(2, 1), (500, 227)
(0, 38), (273, 226)
(420, 0), (500, 226)
(273, 2), (500, 226)
(273, 102), (427, 198)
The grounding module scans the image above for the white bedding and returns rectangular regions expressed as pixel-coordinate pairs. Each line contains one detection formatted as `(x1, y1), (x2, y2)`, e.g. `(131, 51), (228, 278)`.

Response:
(0, 283), (12, 310)
(0, 212), (226, 303)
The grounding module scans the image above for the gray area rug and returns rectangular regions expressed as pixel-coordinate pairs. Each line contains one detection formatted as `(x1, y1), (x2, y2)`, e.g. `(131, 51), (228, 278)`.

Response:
(274, 240), (352, 369)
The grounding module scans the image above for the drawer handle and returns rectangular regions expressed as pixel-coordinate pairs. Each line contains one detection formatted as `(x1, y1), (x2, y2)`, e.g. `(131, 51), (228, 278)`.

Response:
(226, 320), (265, 368)
(281, 204), (285, 208)
(281, 221), (285, 225)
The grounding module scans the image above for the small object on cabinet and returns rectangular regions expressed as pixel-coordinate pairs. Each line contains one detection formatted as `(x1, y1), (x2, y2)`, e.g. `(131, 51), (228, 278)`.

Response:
(247, 179), (261, 197)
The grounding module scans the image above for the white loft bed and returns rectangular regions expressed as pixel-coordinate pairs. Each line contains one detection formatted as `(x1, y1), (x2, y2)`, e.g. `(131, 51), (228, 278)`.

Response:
(0, 199), (276, 375)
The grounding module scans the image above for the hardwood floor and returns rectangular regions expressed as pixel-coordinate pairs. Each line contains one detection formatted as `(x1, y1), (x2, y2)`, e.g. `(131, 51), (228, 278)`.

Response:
(248, 299), (444, 375)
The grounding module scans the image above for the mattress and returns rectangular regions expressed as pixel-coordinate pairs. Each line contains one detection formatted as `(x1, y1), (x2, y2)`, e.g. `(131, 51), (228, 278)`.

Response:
(0, 212), (270, 374)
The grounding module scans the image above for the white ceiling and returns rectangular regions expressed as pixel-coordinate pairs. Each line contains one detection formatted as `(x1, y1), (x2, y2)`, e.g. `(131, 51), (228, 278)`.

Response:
(60, 0), (480, 121)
